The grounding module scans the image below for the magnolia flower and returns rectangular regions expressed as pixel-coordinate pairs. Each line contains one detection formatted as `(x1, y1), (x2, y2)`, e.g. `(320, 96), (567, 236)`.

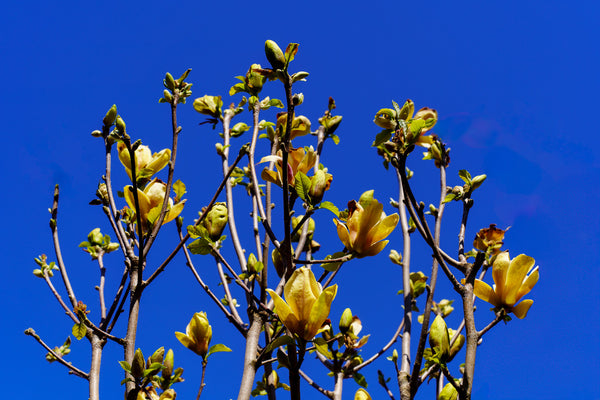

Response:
(473, 252), (539, 319)
(334, 191), (399, 258)
(118, 142), (171, 181)
(175, 312), (212, 358)
(260, 146), (317, 188)
(267, 267), (337, 341)
(124, 178), (185, 234)
(473, 224), (507, 255)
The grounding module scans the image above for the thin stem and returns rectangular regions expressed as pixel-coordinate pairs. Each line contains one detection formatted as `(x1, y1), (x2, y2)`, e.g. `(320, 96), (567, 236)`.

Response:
(295, 254), (352, 265)
(396, 168), (412, 400)
(477, 313), (503, 339)
(143, 149), (246, 287)
(50, 185), (78, 309)
(299, 369), (333, 398)
(354, 319), (404, 372)
(42, 272), (78, 324)
(457, 200), (472, 263)
(410, 165), (447, 395)
(279, 75), (295, 278)
(97, 253), (107, 322)
(178, 225), (247, 336)
(215, 259), (244, 325)
(24, 328), (89, 379)
(143, 99), (181, 257)
(196, 359), (207, 400)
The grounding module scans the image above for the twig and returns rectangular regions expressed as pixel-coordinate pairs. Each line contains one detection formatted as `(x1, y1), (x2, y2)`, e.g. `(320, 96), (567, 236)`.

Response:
(143, 148), (246, 288)
(97, 253), (107, 322)
(50, 185), (78, 309)
(24, 328), (89, 380)
(354, 319), (404, 372)
(299, 368), (333, 398)
(216, 259), (244, 326)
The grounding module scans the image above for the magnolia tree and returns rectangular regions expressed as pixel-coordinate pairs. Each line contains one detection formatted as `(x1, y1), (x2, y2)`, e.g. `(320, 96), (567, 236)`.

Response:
(26, 40), (539, 400)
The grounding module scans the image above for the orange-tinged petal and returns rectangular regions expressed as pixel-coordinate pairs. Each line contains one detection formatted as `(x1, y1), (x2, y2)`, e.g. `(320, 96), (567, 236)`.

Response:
(304, 284), (338, 340)
(334, 219), (352, 250)
(515, 266), (539, 303)
(360, 240), (389, 258)
(512, 299), (533, 319)
(366, 213), (399, 245)
(504, 254), (535, 306)
(473, 279), (500, 307)
(492, 252), (510, 301)
(261, 169), (281, 186)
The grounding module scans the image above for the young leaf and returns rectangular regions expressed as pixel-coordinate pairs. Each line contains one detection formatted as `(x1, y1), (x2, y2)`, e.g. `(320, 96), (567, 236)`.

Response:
(72, 322), (87, 340)
(458, 169), (471, 184)
(264, 335), (295, 354)
(372, 130), (392, 147)
(319, 201), (339, 217)
(294, 171), (312, 202)
(207, 343), (232, 358)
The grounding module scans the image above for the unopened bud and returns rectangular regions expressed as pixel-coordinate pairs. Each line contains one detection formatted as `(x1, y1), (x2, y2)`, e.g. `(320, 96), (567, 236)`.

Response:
(203, 203), (228, 241)
(265, 40), (286, 70)
(163, 349), (174, 377)
(429, 315), (450, 360)
(131, 348), (145, 379)
(309, 169), (332, 204)
(103, 104), (117, 127)
(115, 116), (126, 134)
(339, 308), (353, 334)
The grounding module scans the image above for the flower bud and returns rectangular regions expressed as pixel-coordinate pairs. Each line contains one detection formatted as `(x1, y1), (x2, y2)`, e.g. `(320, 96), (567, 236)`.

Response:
(202, 203), (228, 241)
(246, 64), (266, 95)
(115, 116), (126, 135)
(162, 349), (174, 378)
(265, 40), (286, 70)
(175, 312), (212, 358)
(292, 93), (304, 106)
(91, 129), (102, 138)
(339, 308), (353, 334)
(429, 315), (450, 360)
(103, 104), (117, 127)
(389, 249), (403, 266)
(448, 329), (465, 361)
(309, 169), (332, 204)
(150, 347), (165, 364)
(88, 228), (104, 246)
(131, 348), (145, 379)
(193, 95), (222, 119)
(439, 382), (458, 400)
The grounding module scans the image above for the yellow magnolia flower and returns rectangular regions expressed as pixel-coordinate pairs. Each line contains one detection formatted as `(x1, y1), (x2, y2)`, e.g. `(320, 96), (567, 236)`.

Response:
(473, 251), (539, 319)
(354, 388), (372, 400)
(260, 146), (317, 188)
(267, 267), (337, 341)
(118, 142), (171, 181)
(175, 312), (212, 358)
(334, 191), (399, 258)
(124, 178), (185, 234)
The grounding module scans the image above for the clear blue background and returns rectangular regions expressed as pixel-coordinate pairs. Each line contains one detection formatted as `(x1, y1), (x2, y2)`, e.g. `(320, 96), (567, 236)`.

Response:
(3, 1), (599, 399)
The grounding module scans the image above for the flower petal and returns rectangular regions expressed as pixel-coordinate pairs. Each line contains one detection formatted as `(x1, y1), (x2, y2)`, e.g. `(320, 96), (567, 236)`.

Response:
(504, 254), (536, 306)
(147, 148), (171, 175)
(512, 299), (533, 319)
(163, 200), (186, 225)
(334, 219), (352, 250)
(175, 332), (199, 355)
(124, 186), (152, 218)
(366, 213), (399, 245)
(267, 289), (300, 334)
(360, 240), (389, 258)
(305, 284), (338, 340)
(284, 268), (318, 322)
(473, 279), (500, 307)
(492, 252), (510, 301)
(515, 266), (539, 303)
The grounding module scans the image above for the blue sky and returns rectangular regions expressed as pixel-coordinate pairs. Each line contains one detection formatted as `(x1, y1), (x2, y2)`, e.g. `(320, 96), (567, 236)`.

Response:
(3, 1), (599, 399)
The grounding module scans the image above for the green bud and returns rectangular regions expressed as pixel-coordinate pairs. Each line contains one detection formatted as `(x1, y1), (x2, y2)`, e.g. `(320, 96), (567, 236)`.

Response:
(103, 104), (117, 127)
(105, 242), (120, 253)
(448, 329), (465, 361)
(309, 169), (332, 204)
(88, 228), (103, 246)
(91, 130), (102, 138)
(339, 308), (353, 333)
(215, 143), (224, 156)
(470, 174), (487, 191)
(389, 250), (403, 266)
(203, 203), (228, 241)
(429, 315), (450, 361)
(33, 269), (44, 278)
(115, 116), (126, 134)
(247, 253), (258, 273)
(150, 347), (165, 364)
(193, 95), (222, 119)
(292, 93), (304, 106)
(245, 64), (266, 95)
(374, 108), (397, 130)
(164, 72), (176, 91)
(163, 349), (174, 378)
(163, 89), (173, 103)
(131, 348), (145, 379)
(265, 40), (286, 70)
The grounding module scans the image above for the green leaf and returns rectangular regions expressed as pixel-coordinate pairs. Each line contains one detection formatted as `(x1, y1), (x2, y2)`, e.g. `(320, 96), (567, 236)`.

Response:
(319, 201), (339, 217)
(72, 322), (86, 340)
(442, 193), (457, 203)
(173, 180), (186, 200)
(119, 361), (132, 373)
(320, 251), (346, 272)
(276, 348), (290, 370)
(458, 169), (471, 184)
(353, 371), (368, 388)
(312, 337), (334, 360)
(291, 71), (309, 83)
(187, 238), (213, 255)
(284, 43), (299, 66)
(372, 129), (392, 147)
(264, 335), (295, 354)
(330, 133), (340, 145)
(294, 171), (312, 202)
(207, 343), (232, 358)
(268, 98), (284, 108)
